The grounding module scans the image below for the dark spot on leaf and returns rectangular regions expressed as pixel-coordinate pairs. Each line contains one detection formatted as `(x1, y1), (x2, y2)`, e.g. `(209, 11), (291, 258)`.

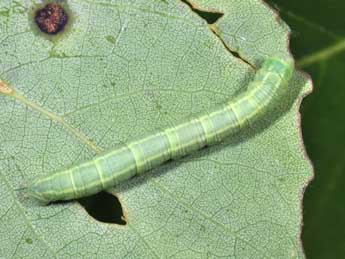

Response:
(78, 191), (127, 225)
(105, 35), (116, 44)
(155, 101), (162, 111)
(0, 9), (10, 17)
(200, 225), (206, 231)
(25, 238), (33, 244)
(35, 3), (68, 35)
(278, 177), (285, 182)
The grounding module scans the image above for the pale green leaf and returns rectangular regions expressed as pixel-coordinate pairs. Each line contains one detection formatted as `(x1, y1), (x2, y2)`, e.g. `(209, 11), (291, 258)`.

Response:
(0, 0), (312, 258)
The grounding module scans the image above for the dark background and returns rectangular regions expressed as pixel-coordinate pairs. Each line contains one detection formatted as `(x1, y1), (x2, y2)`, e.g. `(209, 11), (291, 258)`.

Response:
(266, 1), (345, 258)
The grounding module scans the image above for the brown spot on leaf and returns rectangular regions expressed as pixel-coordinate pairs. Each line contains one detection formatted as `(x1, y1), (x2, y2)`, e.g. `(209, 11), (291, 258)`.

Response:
(35, 3), (68, 35)
(0, 80), (13, 95)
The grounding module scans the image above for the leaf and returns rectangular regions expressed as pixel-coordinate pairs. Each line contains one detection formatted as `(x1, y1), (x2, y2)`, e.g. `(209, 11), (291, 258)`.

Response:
(0, 0), (312, 258)
(265, 0), (345, 258)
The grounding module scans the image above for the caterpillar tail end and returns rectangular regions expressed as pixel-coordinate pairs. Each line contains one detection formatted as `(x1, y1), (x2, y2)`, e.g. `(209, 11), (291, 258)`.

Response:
(28, 180), (51, 204)
(263, 56), (295, 82)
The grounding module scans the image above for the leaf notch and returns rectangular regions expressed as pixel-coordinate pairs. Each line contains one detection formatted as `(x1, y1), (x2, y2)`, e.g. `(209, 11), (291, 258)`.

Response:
(180, 0), (223, 24)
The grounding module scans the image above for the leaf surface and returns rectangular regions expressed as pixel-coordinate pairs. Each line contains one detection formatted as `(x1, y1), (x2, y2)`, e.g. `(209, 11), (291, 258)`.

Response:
(0, 0), (312, 258)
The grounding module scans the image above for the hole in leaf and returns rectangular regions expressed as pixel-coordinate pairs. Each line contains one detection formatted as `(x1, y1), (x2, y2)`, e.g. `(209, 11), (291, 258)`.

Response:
(78, 191), (127, 225)
(35, 3), (68, 35)
(181, 0), (223, 24)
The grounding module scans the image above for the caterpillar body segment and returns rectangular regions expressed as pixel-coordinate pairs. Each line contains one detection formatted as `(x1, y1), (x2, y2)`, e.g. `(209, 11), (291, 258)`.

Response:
(28, 57), (294, 203)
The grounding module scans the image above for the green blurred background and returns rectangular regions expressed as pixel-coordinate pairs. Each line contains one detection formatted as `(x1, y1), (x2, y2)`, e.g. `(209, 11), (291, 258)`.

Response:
(265, 0), (345, 258)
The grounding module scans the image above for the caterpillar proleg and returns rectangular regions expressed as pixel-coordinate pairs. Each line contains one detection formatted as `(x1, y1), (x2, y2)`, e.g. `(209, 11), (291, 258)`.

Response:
(28, 57), (294, 203)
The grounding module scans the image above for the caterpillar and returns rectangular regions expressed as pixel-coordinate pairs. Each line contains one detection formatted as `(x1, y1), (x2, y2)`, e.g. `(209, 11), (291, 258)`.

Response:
(28, 57), (294, 203)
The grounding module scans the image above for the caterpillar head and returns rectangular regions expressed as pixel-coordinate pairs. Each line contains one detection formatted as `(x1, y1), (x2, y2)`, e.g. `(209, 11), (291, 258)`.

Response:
(262, 57), (294, 83)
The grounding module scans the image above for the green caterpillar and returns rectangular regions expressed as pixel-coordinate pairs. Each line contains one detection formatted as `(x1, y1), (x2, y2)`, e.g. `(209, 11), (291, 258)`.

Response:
(28, 57), (294, 203)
